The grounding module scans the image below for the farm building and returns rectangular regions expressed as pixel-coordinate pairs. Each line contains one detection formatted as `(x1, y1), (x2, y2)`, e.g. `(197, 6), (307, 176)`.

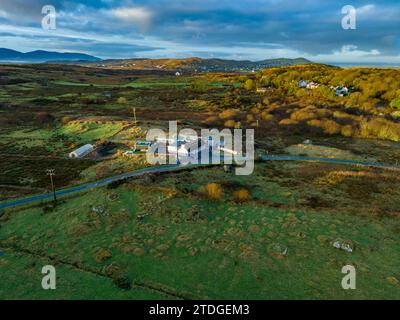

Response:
(69, 144), (94, 158)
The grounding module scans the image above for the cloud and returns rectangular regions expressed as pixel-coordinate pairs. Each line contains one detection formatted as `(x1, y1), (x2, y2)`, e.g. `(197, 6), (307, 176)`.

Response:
(0, 0), (399, 63)
(357, 4), (376, 15)
(108, 7), (154, 32)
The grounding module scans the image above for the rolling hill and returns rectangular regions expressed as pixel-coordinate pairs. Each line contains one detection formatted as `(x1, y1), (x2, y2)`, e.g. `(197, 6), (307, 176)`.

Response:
(85, 57), (313, 72)
(0, 48), (100, 63)
(0, 48), (313, 72)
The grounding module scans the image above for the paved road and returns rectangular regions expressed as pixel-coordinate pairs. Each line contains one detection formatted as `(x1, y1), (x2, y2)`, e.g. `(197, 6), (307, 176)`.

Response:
(1, 155), (400, 210)
(0, 164), (182, 210)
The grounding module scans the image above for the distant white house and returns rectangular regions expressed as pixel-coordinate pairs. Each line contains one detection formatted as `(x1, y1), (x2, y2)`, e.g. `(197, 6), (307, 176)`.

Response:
(335, 86), (350, 97)
(69, 144), (94, 158)
(298, 80), (309, 88)
(298, 80), (320, 90)
(175, 71), (182, 76)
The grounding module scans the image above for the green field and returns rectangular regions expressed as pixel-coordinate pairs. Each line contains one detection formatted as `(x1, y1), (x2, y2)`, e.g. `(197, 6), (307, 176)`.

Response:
(1, 163), (399, 299)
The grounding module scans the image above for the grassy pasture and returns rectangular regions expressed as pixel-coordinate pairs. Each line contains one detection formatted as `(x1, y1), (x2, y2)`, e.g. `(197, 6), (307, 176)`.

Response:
(1, 163), (399, 299)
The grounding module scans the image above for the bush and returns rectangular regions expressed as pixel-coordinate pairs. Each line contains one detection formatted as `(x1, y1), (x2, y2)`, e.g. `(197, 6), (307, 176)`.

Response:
(233, 189), (251, 202)
(291, 107), (317, 121)
(246, 114), (256, 123)
(219, 108), (240, 120)
(224, 120), (236, 128)
(117, 97), (127, 104)
(93, 248), (113, 263)
(261, 111), (274, 121)
(61, 116), (73, 125)
(359, 118), (400, 141)
(244, 79), (255, 91)
(307, 119), (341, 135)
(204, 183), (223, 200)
(391, 111), (400, 119)
(203, 116), (219, 125)
(390, 98), (400, 110)
(341, 125), (355, 137)
(279, 118), (299, 126)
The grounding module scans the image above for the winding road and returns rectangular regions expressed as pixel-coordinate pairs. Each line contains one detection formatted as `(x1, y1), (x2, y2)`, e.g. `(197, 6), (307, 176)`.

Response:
(1, 155), (400, 210)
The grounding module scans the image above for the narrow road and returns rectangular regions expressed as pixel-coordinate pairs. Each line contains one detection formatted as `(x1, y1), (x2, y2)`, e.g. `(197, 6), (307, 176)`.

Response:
(1, 155), (400, 210)
(0, 164), (182, 210)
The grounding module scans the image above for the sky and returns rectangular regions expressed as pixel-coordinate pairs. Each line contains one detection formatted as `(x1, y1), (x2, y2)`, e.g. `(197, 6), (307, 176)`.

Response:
(0, 0), (399, 64)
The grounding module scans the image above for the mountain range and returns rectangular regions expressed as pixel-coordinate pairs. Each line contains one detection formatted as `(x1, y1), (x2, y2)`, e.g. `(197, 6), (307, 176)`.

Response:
(0, 48), (100, 63)
(0, 48), (313, 71)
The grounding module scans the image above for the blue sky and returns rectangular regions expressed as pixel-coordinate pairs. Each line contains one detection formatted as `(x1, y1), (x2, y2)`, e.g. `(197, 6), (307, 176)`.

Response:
(0, 0), (399, 63)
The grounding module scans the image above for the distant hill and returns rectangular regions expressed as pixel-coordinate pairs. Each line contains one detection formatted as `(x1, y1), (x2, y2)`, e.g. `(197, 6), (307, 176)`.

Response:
(191, 57), (313, 72)
(85, 57), (314, 72)
(0, 48), (100, 63)
(0, 48), (313, 71)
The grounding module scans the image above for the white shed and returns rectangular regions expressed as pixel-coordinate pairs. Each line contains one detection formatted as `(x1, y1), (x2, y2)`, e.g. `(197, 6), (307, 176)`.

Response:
(69, 144), (94, 158)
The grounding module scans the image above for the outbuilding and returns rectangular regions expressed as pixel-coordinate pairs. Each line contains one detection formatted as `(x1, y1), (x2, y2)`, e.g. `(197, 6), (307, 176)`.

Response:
(69, 144), (94, 158)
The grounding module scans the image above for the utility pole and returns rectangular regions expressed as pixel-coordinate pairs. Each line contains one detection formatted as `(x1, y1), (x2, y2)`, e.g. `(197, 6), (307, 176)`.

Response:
(132, 107), (137, 126)
(46, 169), (57, 205)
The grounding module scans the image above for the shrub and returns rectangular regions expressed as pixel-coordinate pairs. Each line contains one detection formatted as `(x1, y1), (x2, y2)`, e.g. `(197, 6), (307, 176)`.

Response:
(391, 111), (400, 119)
(390, 98), (400, 110)
(93, 248), (113, 263)
(219, 108), (240, 120)
(61, 116), (73, 125)
(279, 118), (299, 126)
(117, 97), (127, 104)
(244, 79), (255, 91)
(224, 120), (236, 128)
(359, 118), (400, 141)
(341, 125), (355, 137)
(246, 114), (256, 122)
(307, 119), (341, 135)
(204, 183), (223, 200)
(261, 111), (274, 121)
(203, 116), (220, 125)
(233, 189), (251, 202)
(290, 107), (317, 121)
